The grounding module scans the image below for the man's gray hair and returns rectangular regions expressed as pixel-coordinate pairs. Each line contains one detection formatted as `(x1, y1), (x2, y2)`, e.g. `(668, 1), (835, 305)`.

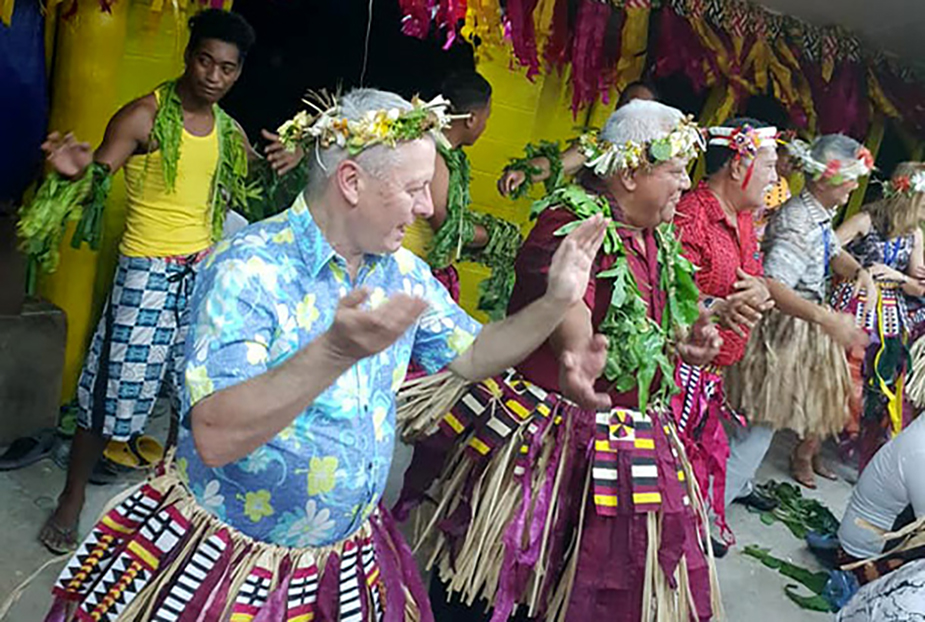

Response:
(600, 99), (685, 148)
(810, 134), (862, 170)
(304, 88), (430, 199)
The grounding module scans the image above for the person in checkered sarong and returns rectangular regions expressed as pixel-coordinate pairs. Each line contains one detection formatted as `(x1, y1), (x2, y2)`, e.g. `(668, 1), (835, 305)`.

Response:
(31, 10), (305, 555)
(42, 89), (610, 622)
(394, 100), (725, 622)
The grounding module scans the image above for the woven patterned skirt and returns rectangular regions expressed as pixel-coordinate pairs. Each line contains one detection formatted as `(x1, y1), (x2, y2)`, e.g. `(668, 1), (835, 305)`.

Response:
(725, 309), (852, 438)
(393, 370), (721, 622)
(44, 467), (430, 622)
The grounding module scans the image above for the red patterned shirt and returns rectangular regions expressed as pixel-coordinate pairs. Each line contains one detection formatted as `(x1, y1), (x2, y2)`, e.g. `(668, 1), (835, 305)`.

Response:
(675, 183), (764, 367)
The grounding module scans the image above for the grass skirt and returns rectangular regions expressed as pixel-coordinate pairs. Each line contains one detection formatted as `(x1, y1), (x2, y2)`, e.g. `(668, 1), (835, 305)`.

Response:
(725, 310), (852, 438)
(394, 371), (722, 622)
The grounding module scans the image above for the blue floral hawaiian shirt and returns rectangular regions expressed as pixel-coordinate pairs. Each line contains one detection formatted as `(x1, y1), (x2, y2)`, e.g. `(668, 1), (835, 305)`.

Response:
(175, 193), (481, 547)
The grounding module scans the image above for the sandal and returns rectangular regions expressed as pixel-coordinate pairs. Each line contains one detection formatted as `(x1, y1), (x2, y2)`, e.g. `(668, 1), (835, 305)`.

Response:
(0, 429), (57, 471)
(38, 517), (78, 555)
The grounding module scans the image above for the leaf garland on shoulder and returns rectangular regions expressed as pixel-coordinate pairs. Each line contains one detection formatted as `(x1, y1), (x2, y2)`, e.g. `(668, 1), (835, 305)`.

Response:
(213, 106), (261, 236)
(504, 140), (566, 200)
(427, 143), (523, 320)
(150, 81), (260, 242)
(531, 183), (700, 412)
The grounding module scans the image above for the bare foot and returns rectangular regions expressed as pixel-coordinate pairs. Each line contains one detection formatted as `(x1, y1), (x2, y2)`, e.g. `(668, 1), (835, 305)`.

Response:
(813, 456), (838, 481)
(790, 455), (817, 490)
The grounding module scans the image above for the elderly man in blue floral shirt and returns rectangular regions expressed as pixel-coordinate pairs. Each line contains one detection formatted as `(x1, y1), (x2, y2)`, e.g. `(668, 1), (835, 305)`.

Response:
(45, 88), (608, 622)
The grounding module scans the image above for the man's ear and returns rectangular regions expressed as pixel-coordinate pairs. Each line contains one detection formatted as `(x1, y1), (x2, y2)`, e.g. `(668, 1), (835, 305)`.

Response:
(619, 168), (638, 192)
(729, 157), (747, 183)
(336, 160), (363, 206)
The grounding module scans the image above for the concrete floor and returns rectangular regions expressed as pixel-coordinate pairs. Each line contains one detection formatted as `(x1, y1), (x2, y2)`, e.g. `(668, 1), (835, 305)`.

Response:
(0, 427), (851, 621)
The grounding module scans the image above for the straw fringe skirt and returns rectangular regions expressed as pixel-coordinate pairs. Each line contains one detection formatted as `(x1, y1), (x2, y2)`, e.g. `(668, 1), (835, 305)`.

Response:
(42, 467), (430, 622)
(394, 370), (722, 622)
(725, 310), (852, 438)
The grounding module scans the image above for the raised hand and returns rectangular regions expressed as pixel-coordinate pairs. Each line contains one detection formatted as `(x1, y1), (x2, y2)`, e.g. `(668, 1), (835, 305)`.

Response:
(677, 311), (723, 366)
(545, 214), (608, 306)
(262, 128), (304, 176)
(559, 333), (611, 410)
(322, 289), (428, 363)
(42, 131), (93, 179)
(497, 168), (527, 197)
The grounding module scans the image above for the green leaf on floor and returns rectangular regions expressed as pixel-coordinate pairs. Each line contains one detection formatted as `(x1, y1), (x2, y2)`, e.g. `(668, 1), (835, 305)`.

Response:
(754, 480), (840, 538)
(742, 545), (836, 613)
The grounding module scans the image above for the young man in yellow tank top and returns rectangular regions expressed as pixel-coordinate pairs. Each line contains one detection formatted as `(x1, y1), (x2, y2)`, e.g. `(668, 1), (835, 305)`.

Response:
(27, 9), (304, 554)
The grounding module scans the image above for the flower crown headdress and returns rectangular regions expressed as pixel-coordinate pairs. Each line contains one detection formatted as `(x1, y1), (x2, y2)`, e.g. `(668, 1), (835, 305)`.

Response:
(578, 115), (705, 178)
(787, 139), (875, 186)
(707, 124), (779, 159)
(277, 91), (463, 156)
(880, 170), (925, 199)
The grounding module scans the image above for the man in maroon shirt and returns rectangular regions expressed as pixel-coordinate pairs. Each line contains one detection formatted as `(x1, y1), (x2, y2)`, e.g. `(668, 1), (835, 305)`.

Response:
(672, 119), (779, 550)
(400, 100), (725, 621)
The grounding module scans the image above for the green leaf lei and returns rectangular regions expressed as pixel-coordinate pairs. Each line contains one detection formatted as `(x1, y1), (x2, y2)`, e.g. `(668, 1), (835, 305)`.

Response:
(531, 184), (700, 412)
(503, 140), (566, 200)
(151, 81), (260, 241)
(427, 143), (523, 320)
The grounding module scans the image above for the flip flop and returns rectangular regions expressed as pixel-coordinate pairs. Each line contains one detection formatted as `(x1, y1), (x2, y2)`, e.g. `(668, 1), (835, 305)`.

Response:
(102, 435), (164, 470)
(0, 429), (57, 471)
(38, 518), (78, 555)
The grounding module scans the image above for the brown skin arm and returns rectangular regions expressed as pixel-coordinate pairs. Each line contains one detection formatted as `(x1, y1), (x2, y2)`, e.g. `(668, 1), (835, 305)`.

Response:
(43, 94), (157, 179)
(498, 143), (587, 197)
(835, 212), (872, 246)
(427, 151), (488, 247)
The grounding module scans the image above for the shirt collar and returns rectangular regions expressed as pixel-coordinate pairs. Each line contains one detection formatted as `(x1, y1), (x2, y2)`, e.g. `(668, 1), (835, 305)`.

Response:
(800, 188), (834, 225)
(290, 192), (387, 279)
(697, 183), (741, 228)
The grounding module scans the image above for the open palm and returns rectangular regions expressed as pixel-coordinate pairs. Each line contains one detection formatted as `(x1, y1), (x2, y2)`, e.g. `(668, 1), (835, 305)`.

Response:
(42, 132), (93, 178)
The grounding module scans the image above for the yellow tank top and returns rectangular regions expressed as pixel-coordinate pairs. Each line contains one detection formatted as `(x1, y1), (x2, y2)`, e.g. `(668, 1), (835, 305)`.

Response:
(402, 218), (434, 260)
(120, 117), (219, 257)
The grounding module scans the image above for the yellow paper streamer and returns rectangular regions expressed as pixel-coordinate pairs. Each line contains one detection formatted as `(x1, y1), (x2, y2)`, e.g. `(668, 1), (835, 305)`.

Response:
(614, 5), (651, 92)
(1, 0), (14, 26)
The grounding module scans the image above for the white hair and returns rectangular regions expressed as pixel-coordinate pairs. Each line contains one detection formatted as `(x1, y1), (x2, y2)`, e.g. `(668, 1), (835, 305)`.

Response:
(305, 88), (432, 199)
(810, 134), (863, 169)
(599, 99), (685, 148)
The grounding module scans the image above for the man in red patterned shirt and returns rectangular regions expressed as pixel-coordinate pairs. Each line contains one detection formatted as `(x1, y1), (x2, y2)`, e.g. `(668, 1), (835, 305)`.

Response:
(672, 118), (780, 552)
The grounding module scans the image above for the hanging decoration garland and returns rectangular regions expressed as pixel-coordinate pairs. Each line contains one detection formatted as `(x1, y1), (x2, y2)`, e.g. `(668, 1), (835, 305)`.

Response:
(428, 143), (523, 320)
(529, 183), (700, 412)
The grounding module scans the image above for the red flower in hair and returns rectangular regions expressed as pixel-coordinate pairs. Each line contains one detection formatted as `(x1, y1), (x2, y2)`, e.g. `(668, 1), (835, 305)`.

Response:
(823, 159), (842, 179)
(858, 147), (874, 170)
(893, 176), (912, 194)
